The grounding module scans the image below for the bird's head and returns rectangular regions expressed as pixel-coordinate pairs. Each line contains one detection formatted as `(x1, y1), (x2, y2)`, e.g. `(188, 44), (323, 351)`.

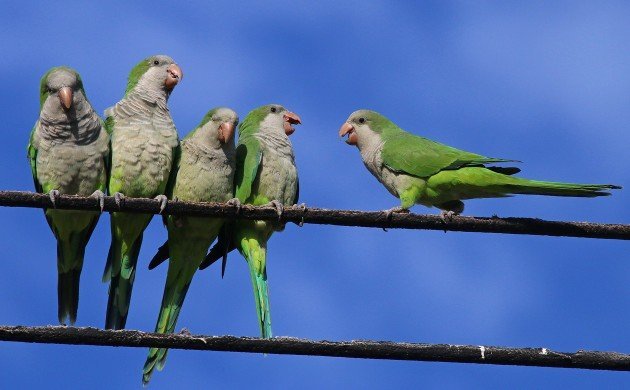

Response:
(339, 109), (393, 148)
(125, 54), (183, 97)
(240, 104), (301, 138)
(195, 107), (239, 148)
(39, 66), (85, 114)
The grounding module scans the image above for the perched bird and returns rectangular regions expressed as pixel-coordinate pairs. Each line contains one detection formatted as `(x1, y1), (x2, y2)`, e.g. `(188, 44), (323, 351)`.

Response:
(27, 67), (109, 324)
(339, 110), (620, 218)
(103, 55), (182, 329)
(142, 107), (239, 385)
(200, 104), (302, 339)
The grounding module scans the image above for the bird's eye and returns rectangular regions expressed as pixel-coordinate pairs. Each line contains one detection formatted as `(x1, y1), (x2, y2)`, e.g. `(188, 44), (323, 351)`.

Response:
(153, 60), (159, 65)
(270, 107), (277, 113)
(358, 117), (365, 124)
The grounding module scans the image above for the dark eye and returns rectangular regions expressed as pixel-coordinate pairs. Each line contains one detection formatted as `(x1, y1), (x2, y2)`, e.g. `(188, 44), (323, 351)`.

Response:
(358, 117), (365, 124)
(153, 60), (159, 65)
(270, 107), (277, 113)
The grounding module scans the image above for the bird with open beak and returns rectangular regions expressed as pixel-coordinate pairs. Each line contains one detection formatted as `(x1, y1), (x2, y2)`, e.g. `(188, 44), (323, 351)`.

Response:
(339, 109), (620, 219)
(27, 66), (109, 325)
(195, 104), (301, 340)
(103, 54), (183, 330)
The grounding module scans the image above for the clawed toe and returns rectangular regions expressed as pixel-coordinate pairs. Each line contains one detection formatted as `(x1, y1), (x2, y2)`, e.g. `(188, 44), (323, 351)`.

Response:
(226, 198), (242, 214)
(383, 206), (409, 220)
(155, 195), (168, 214)
(90, 190), (105, 212)
(113, 192), (125, 208)
(268, 200), (284, 221)
(293, 203), (307, 227)
(48, 190), (60, 208)
(439, 210), (457, 223)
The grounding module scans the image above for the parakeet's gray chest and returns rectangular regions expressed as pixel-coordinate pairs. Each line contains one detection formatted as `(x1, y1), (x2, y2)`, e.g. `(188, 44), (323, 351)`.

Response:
(358, 141), (400, 197)
(34, 115), (108, 195)
(174, 141), (235, 202)
(256, 143), (298, 205)
(108, 97), (179, 196)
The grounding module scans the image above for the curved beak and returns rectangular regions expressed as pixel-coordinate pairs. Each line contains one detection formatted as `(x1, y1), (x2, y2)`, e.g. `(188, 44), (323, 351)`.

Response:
(218, 121), (235, 144)
(58, 87), (73, 110)
(338, 122), (358, 145)
(283, 111), (302, 136)
(165, 63), (183, 90)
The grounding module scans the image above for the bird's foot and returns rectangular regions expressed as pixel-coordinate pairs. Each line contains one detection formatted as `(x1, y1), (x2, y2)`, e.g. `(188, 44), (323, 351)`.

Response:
(90, 190), (105, 212)
(179, 328), (191, 336)
(48, 190), (60, 208)
(155, 195), (168, 214)
(267, 200), (284, 221)
(382, 206), (409, 231)
(226, 198), (242, 214)
(113, 192), (125, 208)
(384, 206), (409, 220)
(292, 203), (307, 227)
(439, 210), (458, 223)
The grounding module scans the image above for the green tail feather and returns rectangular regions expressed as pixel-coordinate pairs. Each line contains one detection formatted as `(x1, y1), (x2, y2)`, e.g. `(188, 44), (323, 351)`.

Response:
(142, 278), (192, 385)
(56, 235), (87, 326)
(105, 234), (143, 330)
(58, 270), (81, 325)
(506, 177), (621, 197)
(248, 263), (272, 339)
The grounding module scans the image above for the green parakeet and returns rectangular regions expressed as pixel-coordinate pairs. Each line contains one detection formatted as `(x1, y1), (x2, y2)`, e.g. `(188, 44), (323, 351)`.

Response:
(142, 107), (239, 385)
(104, 55), (183, 329)
(339, 110), (620, 216)
(27, 66), (109, 325)
(201, 104), (301, 339)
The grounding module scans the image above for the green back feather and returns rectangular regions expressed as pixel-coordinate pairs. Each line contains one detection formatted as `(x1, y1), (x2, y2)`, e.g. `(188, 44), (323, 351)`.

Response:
(238, 105), (271, 137)
(365, 111), (517, 178)
(124, 58), (151, 96)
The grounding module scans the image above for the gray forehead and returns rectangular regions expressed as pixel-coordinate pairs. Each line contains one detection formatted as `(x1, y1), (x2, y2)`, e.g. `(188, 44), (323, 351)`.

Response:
(151, 55), (175, 64)
(349, 109), (372, 119)
(213, 107), (237, 119)
(48, 69), (78, 88)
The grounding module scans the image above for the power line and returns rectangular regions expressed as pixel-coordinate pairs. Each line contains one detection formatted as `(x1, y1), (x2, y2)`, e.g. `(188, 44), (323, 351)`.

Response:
(1, 190), (628, 240)
(1, 326), (628, 371)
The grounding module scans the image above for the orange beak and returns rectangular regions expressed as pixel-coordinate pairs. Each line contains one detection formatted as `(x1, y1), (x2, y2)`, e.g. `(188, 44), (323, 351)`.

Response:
(165, 63), (183, 90)
(218, 121), (235, 144)
(58, 87), (73, 110)
(339, 122), (358, 145)
(283, 111), (301, 136)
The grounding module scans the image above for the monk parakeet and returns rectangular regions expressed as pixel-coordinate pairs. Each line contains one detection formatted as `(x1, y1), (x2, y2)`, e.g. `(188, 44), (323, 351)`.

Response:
(104, 55), (182, 329)
(27, 67), (109, 325)
(200, 104), (302, 339)
(339, 110), (620, 217)
(142, 107), (239, 385)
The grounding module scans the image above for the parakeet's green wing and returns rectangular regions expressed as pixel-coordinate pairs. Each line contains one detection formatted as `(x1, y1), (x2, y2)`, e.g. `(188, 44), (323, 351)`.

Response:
(27, 125), (42, 193)
(235, 136), (262, 202)
(161, 142), (181, 226)
(381, 132), (518, 178)
(164, 142), (181, 200)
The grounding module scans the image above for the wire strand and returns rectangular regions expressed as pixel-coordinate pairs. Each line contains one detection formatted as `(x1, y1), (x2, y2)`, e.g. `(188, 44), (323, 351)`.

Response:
(0, 325), (628, 371)
(0, 190), (628, 240)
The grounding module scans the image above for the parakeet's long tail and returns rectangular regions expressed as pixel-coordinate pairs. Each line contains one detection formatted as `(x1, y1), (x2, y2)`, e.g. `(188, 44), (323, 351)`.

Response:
(56, 239), (86, 326)
(504, 177), (621, 197)
(105, 233), (143, 330)
(142, 264), (195, 385)
(430, 167), (621, 202)
(242, 238), (272, 339)
(249, 265), (272, 339)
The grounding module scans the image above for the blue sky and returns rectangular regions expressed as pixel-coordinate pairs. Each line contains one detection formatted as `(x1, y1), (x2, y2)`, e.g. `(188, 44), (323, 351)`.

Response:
(1, 1), (629, 388)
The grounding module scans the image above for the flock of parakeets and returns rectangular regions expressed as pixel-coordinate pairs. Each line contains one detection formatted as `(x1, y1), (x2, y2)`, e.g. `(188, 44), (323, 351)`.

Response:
(27, 54), (621, 383)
